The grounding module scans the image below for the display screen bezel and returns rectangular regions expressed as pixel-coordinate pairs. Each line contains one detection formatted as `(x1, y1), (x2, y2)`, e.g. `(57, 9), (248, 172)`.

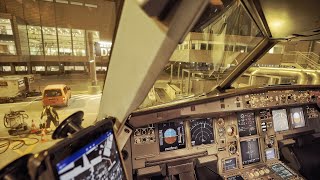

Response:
(47, 119), (126, 180)
(240, 138), (261, 166)
(265, 148), (276, 160)
(237, 111), (257, 137)
(158, 120), (186, 152)
(223, 157), (238, 171)
(189, 118), (215, 147)
(272, 109), (290, 132)
(290, 107), (306, 129)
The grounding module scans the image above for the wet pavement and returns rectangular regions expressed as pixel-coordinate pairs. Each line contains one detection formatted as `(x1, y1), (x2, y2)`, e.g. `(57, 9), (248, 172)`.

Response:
(0, 74), (105, 169)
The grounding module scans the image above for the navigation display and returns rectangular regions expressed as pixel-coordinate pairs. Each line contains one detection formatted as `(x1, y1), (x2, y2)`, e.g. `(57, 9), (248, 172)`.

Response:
(190, 118), (214, 146)
(224, 157), (237, 171)
(270, 164), (294, 179)
(265, 148), (276, 160)
(272, 109), (289, 132)
(240, 138), (260, 165)
(290, 107), (306, 128)
(158, 121), (185, 152)
(237, 112), (257, 137)
(56, 130), (124, 180)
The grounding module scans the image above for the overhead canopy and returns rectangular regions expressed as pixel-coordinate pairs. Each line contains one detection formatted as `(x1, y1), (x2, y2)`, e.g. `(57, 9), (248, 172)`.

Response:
(242, 0), (320, 40)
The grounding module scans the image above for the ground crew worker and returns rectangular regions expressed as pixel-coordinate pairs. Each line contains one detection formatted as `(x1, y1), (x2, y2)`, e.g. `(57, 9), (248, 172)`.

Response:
(41, 105), (59, 129)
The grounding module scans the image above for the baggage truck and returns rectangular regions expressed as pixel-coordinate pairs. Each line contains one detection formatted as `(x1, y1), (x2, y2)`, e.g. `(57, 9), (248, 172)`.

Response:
(0, 75), (41, 103)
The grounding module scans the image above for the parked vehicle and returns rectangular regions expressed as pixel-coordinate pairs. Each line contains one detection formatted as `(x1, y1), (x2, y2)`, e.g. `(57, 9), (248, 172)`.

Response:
(0, 75), (41, 103)
(42, 84), (71, 107)
(0, 76), (26, 103)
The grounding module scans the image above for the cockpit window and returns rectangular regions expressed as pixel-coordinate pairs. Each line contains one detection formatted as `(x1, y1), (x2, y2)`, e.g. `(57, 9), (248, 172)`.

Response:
(139, 1), (264, 109)
(0, 0), (116, 169)
(233, 41), (320, 88)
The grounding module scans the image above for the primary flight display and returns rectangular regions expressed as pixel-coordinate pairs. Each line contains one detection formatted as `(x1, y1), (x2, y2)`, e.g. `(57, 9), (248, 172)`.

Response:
(158, 121), (186, 152)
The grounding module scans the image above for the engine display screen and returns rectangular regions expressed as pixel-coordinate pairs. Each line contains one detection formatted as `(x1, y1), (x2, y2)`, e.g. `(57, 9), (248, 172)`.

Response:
(290, 107), (306, 128)
(56, 130), (124, 180)
(237, 112), (257, 137)
(224, 157), (237, 171)
(240, 138), (260, 165)
(265, 148), (276, 160)
(158, 121), (185, 152)
(272, 109), (289, 132)
(190, 118), (214, 146)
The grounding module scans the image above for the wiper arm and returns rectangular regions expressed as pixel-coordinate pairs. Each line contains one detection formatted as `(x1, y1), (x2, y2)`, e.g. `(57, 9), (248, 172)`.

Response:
(265, 83), (293, 87)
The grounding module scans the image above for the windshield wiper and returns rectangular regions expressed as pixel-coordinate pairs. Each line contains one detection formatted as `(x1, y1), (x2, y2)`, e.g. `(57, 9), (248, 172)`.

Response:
(265, 83), (293, 87)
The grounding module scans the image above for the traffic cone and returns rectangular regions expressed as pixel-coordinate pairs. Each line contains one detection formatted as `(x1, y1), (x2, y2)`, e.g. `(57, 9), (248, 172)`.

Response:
(31, 120), (36, 129)
(41, 128), (47, 142)
(30, 120), (38, 133)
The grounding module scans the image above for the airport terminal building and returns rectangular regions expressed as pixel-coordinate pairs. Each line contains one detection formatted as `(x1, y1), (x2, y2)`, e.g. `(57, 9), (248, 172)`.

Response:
(0, 0), (116, 75)
(0, 0), (320, 78)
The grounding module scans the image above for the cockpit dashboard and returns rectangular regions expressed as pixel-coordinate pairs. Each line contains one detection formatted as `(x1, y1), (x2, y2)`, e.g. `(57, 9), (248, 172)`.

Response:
(125, 85), (320, 179)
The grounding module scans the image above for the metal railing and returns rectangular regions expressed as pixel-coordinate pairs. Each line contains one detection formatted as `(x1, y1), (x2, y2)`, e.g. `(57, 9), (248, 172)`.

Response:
(283, 51), (320, 70)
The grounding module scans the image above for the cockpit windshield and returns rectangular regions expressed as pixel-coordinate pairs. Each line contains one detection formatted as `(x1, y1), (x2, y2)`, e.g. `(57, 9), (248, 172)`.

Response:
(139, 1), (264, 109)
(233, 41), (320, 88)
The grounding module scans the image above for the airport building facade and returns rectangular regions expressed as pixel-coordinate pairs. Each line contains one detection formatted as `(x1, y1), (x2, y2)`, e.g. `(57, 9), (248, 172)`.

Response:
(0, 0), (116, 75)
(0, 0), (319, 77)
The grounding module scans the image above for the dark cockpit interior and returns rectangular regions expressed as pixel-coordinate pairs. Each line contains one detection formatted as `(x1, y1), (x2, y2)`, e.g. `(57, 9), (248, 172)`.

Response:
(1, 0), (320, 180)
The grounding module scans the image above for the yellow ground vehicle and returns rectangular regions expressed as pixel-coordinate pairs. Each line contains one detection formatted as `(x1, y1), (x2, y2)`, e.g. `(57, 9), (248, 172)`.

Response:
(42, 84), (71, 107)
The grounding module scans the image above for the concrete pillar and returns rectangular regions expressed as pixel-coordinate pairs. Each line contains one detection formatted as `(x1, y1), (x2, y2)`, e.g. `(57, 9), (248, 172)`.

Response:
(170, 63), (173, 83)
(87, 32), (97, 85)
(11, 16), (22, 56)
(180, 69), (184, 93)
(27, 61), (31, 74)
(87, 31), (100, 94)
(177, 63), (181, 80)
(187, 71), (191, 94)
(10, 63), (15, 75)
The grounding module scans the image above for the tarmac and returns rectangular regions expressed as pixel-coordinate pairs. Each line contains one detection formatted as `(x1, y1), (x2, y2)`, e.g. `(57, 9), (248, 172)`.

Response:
(0, 73), (106, 169)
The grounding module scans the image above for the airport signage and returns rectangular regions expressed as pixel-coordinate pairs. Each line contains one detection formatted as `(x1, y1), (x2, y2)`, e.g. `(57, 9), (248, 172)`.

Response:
(94, 42), (111, 57)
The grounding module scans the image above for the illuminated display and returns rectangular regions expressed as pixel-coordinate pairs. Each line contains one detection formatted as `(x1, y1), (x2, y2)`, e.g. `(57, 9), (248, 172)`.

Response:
(265, 148), (276, 160)
(290, 107), (306, 128)
(272, 109), (289, 132)
(224, 157), (237, 171)
(271, 164), (294, 179)
(237, 112), (257, 137)
(240, 138), (260, 165)
(190, 118), (214, 146)
(56, 131), (124, 180)
(158, 121), (185, 152)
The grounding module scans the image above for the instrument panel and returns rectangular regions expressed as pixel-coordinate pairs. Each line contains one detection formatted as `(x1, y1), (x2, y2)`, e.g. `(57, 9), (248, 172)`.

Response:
(190, 118), (215, 146)
(128, 89), (320, 179)
(237, 112), (257, 137)
(158, 121), (185, 152)
(240, 138), (260, 165)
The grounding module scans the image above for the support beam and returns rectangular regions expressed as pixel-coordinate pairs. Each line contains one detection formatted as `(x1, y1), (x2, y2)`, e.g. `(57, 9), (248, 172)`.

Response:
(97, 0), (209, 124)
